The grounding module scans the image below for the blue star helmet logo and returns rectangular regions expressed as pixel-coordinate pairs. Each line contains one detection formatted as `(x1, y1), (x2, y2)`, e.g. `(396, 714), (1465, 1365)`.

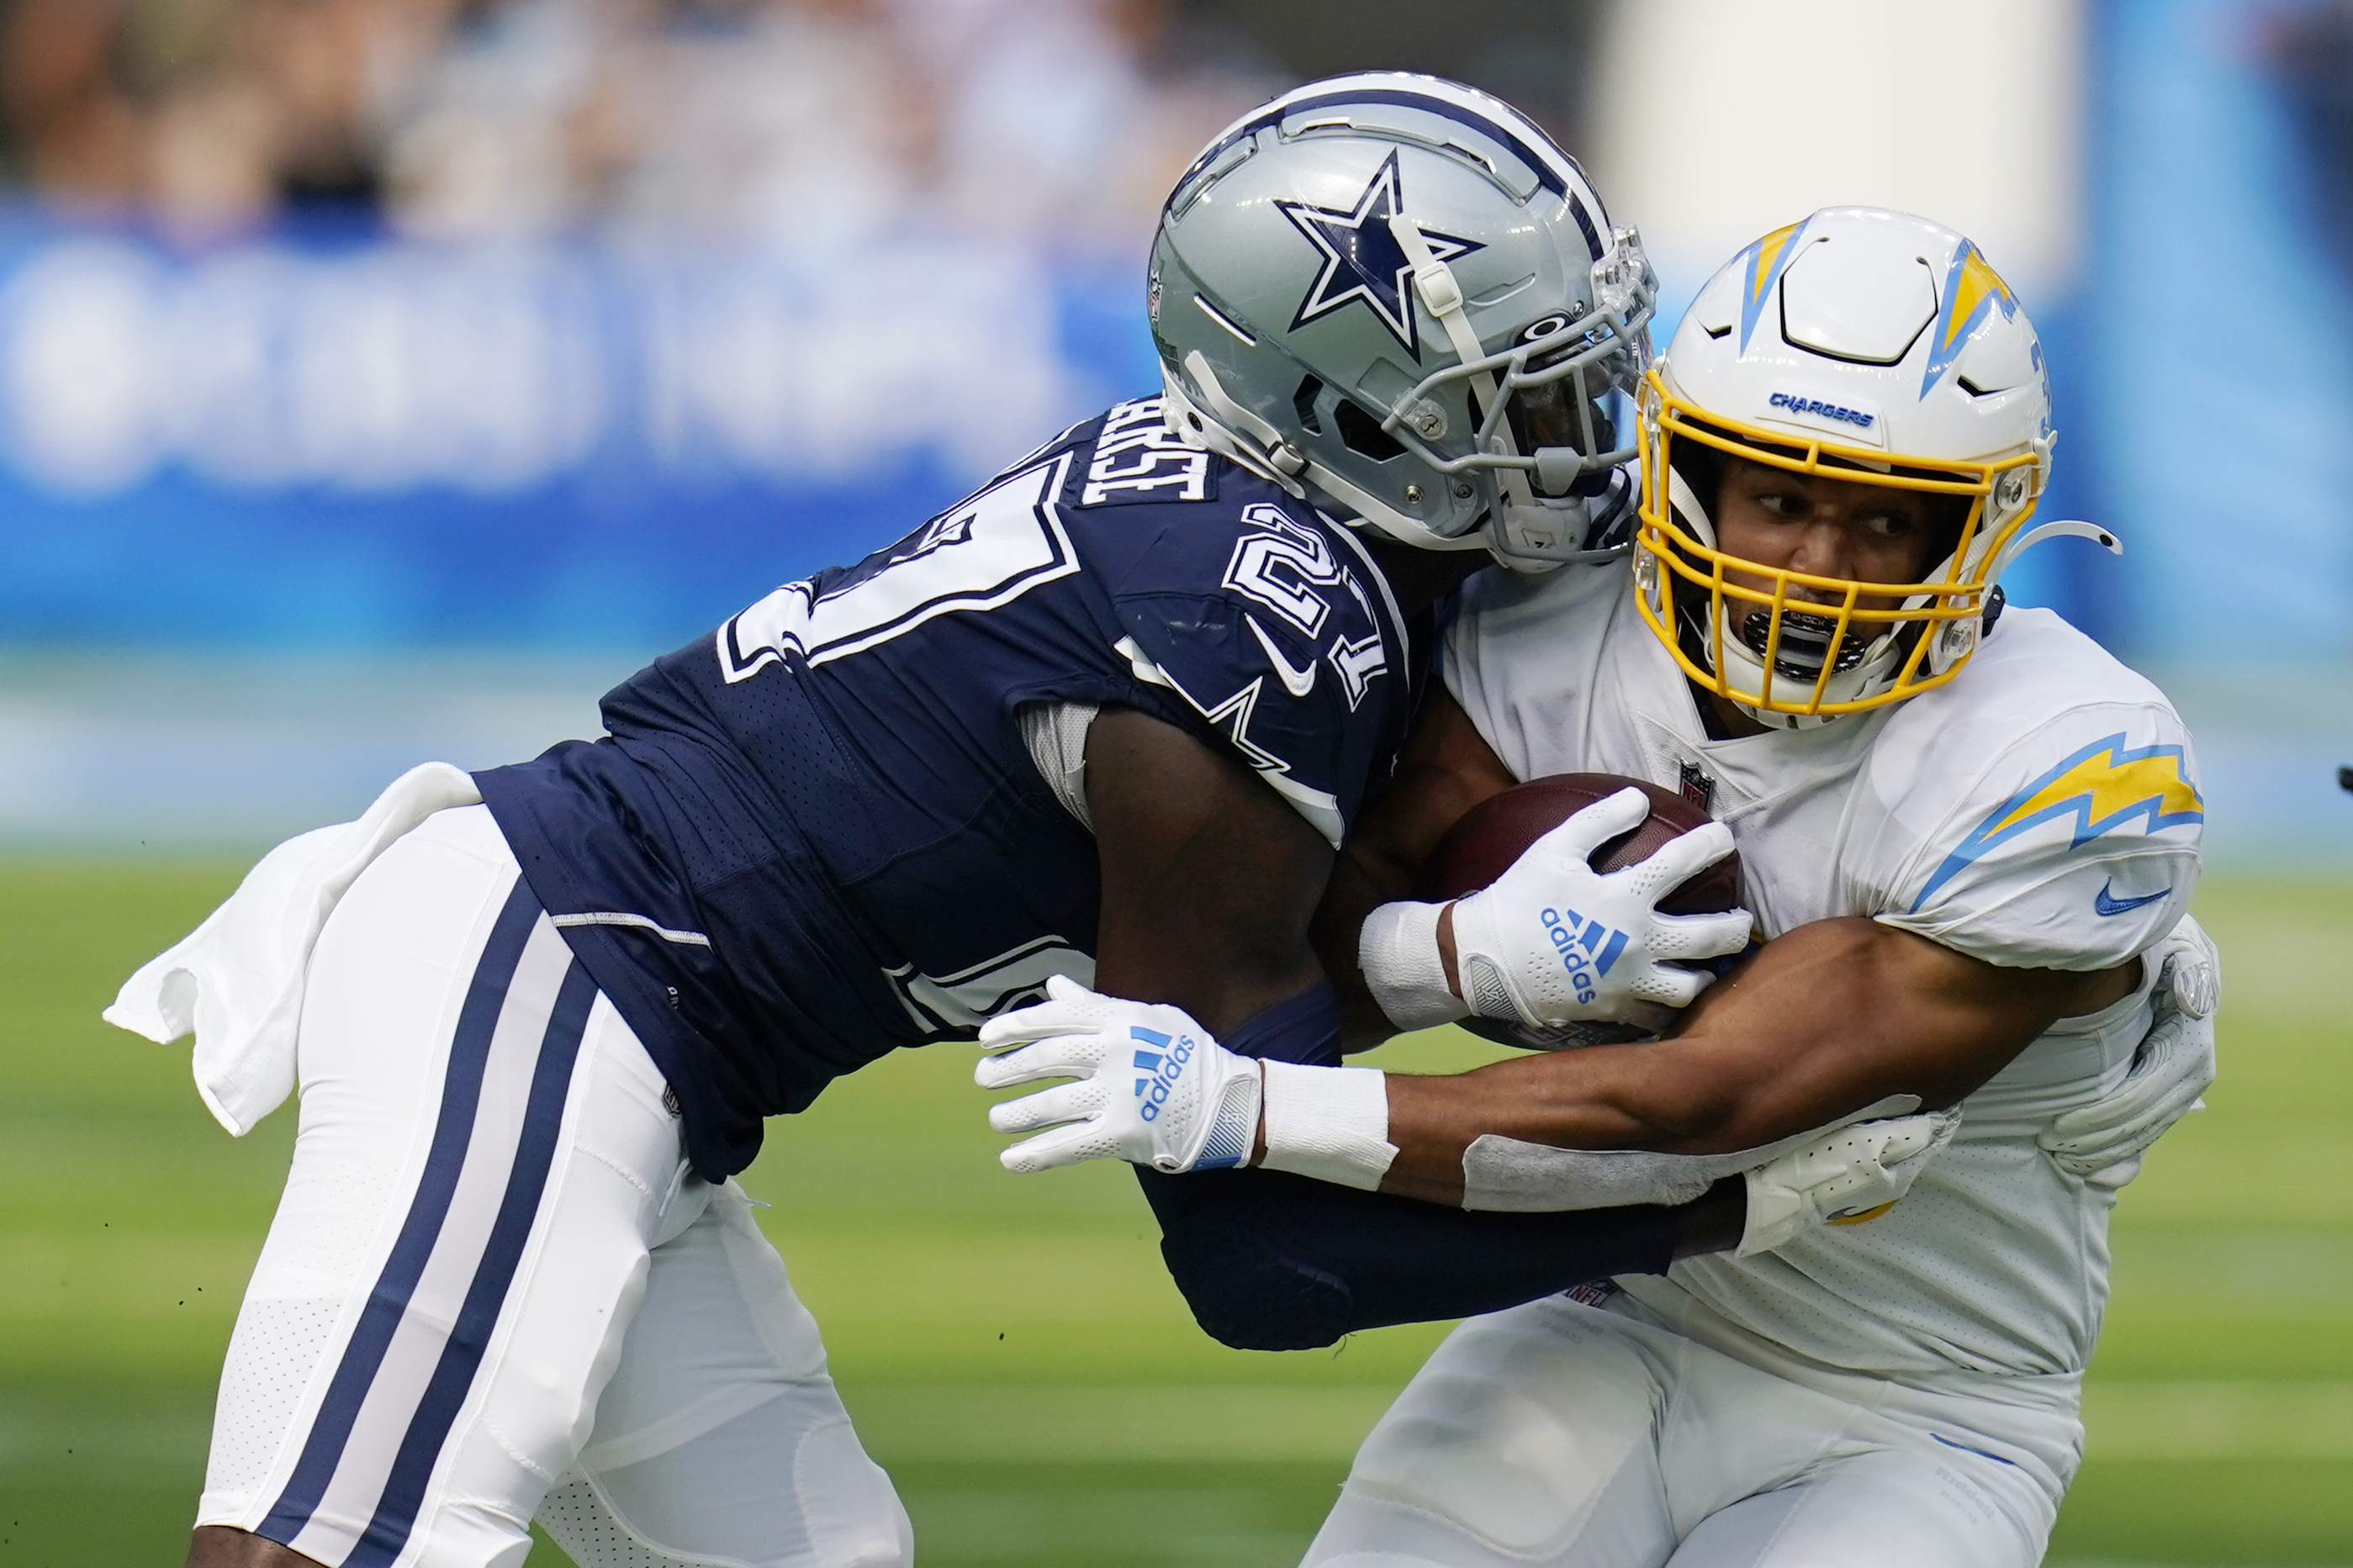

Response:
(1277, 149), (1483, 359)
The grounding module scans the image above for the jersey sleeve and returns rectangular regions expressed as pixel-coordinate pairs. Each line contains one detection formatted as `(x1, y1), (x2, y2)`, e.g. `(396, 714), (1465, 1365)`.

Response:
(1863, 701), (2206, 970)
(1103, 499), (1405, 848)
(1439, 576), (1498, 736)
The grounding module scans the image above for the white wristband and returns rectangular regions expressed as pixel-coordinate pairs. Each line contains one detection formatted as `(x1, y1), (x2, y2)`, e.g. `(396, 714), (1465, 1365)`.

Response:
(1359, 900), (1471, 1032)
(1257, 1061), (1397, 1191)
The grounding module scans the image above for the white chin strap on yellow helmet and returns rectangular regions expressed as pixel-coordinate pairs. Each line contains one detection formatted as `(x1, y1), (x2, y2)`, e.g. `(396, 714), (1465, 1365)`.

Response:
(1631, 207), (2123, 731)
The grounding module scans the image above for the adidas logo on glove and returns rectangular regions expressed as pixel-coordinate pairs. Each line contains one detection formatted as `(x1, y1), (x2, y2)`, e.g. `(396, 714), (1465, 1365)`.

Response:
(1541, 907), (1630, 1006)
(1129, 1026), (1198, 1122)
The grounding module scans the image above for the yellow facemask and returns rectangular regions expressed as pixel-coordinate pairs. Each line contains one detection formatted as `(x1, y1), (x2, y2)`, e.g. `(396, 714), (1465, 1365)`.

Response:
(1631, 366), (2044, 724)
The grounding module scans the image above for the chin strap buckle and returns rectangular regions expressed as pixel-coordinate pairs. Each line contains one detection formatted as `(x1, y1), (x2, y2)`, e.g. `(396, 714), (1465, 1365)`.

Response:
(1176, 351), (1309, 488)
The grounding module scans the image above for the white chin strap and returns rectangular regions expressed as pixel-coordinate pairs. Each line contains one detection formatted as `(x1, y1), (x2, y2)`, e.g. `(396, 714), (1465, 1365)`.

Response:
(1166, 351), (1308, 490)
(1390, 211), (1569, 573)
(1391, 212), (1634, 574)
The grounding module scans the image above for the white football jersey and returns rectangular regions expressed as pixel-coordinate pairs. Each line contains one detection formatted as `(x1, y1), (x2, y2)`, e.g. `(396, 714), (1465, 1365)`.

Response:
(1444, 562), (2205, 1391)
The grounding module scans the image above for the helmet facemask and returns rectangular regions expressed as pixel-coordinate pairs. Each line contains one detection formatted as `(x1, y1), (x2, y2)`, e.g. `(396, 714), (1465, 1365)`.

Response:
(1632, 367), (2044, 729)
(1366, 219), (1655, 570)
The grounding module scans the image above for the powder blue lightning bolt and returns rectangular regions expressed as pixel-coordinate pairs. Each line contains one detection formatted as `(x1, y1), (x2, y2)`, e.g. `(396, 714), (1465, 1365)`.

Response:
(1912, 735), (2204, 911)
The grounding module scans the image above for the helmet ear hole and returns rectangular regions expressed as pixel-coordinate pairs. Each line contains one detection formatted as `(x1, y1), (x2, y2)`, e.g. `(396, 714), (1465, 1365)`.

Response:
(1335, 400), (1407, 462)
(1293, 376), (1325, 436)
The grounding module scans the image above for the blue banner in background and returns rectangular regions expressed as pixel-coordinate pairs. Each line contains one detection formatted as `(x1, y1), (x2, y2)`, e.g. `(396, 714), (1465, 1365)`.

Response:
(0, 214), (1161, 650)
(2089, 0), (2353, 667)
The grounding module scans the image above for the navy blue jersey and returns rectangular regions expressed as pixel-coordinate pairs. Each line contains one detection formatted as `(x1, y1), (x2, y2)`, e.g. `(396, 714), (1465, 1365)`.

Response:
(477, 397), (1418, 1177)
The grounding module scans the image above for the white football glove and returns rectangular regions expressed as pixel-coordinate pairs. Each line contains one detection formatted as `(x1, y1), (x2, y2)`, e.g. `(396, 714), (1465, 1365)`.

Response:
(2038, 913), (2219, 1189)
(976, 977), (1261, 1175)
(1739, 1109), (1960, 1257)
(1448, 788), (1753, 1033)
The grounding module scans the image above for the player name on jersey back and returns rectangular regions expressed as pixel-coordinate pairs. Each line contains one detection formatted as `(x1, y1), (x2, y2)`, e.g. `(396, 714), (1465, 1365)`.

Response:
(1079, 396), (1213, 506)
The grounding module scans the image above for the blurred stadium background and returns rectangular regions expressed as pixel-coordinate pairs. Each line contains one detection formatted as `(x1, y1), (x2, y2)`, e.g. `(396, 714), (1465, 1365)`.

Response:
(0, 0), (2348, 1563)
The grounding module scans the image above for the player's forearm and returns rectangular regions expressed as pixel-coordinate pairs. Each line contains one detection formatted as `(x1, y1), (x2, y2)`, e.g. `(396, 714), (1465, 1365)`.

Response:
(1308, 688), (1519, 1050)
(1372, 925), (1923, 1204)
(1088, 706), (1333, 1034)
(1372, 917), (2118, 1204)
(1309, 848), (1408, 1051)
(1373, 1044), (1758, 1204)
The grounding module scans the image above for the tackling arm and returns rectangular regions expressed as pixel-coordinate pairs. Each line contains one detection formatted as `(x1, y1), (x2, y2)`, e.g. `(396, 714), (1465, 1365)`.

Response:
(1085, 704), (1335, 1037)
(1309, 688), (1517, 1048)
(1077, 703), (1696, 1345)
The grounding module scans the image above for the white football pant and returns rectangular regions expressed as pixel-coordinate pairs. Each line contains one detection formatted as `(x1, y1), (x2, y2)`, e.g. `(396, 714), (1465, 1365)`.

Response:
(198, 805), (913, 1568)
(1303, 1291), (2069, 1568)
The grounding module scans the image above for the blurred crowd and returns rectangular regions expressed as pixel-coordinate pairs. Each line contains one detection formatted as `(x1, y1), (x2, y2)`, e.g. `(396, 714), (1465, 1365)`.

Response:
(0, 0), (1284, 250)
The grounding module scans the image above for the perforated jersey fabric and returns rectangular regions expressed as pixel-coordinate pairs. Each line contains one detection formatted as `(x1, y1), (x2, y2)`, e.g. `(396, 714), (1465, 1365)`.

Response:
(476, 395), (1417, 1178)
(1017, 700), (1099, 831)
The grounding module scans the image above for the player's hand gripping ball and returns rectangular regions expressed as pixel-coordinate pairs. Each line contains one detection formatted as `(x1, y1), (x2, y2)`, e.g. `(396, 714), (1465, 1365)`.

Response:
(976, 977), (1263, 1175)
(1423, 775), (1753, 1048)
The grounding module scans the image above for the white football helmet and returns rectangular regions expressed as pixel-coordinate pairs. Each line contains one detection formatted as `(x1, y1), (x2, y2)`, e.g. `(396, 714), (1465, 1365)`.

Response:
(1150, 73), (1656, 571)
(1632, 207), (2119, 727)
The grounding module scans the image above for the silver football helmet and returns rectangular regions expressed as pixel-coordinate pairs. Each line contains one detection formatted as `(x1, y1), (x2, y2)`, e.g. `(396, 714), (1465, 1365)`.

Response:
(1150, 72), (1656, 571)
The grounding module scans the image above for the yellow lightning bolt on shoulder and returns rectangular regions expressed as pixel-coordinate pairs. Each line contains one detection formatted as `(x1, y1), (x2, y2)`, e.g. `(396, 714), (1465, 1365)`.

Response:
(1913, 735), (2203, 911)
(1988, 746), (2203, 840)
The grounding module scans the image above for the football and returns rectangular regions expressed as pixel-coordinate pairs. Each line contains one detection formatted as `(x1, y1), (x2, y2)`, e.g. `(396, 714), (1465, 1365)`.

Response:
(1418, 773), (1743, 1049)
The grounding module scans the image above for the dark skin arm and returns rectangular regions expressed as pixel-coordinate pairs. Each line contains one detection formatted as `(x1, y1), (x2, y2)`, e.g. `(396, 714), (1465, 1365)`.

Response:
(1094, 527), (1499, 1032)
(186, 1531), (321, 1567)
(1087, 703), (1336, 1033)
(1310, 684), (1516, 1049)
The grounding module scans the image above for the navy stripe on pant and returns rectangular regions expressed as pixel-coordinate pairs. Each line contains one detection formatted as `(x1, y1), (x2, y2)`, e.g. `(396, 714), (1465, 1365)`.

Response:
(257, 877), (597, 1563)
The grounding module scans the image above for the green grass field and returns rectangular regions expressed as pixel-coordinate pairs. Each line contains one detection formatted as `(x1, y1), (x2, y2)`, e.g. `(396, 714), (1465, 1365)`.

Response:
(1, 863), (2347, 1566)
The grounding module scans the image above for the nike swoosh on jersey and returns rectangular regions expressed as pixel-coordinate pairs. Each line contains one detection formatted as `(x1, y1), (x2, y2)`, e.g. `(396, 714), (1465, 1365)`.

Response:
(2092, 881), (2172, 917)
(1245, 615), (1318, 698)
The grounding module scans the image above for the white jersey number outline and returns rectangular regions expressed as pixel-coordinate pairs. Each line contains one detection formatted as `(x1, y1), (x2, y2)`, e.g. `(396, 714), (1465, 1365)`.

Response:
(1222, 503), (1346, 638)
(718, 455), (1078, 681)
